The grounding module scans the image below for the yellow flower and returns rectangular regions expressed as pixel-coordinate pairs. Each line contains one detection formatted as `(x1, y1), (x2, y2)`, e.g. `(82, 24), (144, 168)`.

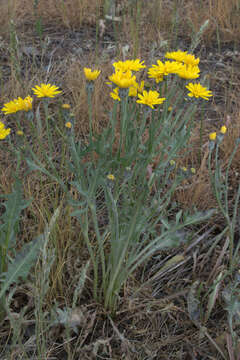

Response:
(84, 68), (101, 81)
(190, 168), (196, 174)
(62, 103), (71, 109)
(16, 130), (24, 136)
(148, 60), (182, 82)
(170, 160), (175, 166)
(110, 87), (121, 101)
(220, 125), (227, 134)
(186, 83), (212, 100)
(2, 99), (20, 114)
(113, 59), (146, 72)
(32, 84), (62, 98)
(109, 70), (136, 88)
(165, 50), (188, 63)
(136, 90), (166, 109)
(182, 53), (200, 66)
(181, 166), (187, 172)
(177, 64), (200, 80)
(209, 132), (217, 141)
(168, 106), (173, 111)
(128, 80), (144, 97)
(163, 61), (182, 75)
(107, 174), (115, 181)
(147, 67), (164, 83)
(165, 50), (200, 65)
(0, 121), (11, 139)
(17, 96), (33, 112)
(1, 96), (33, 114)
(65, 122), (72, 128)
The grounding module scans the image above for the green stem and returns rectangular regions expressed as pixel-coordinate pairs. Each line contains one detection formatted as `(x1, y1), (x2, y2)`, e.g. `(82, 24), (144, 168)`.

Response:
(89, 202), (106, 299)
(87, 87), (93, 144)
(43, 100), (53, 159)
(118, 92), (128, 159)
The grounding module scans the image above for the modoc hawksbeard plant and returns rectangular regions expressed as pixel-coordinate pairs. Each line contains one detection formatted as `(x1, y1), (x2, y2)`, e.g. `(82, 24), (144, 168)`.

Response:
(8, 55), (215, 314)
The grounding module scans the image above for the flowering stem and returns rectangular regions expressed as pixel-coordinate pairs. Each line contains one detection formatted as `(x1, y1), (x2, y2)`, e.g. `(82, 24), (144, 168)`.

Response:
(139, 107), (148, 143)
(118, 92), (128, 159)
(148, 110), (155, 154)
(89, 201), (106, 299)
(87, 88), (93, 145)
(81, 219), (98, 301)
(110, 101), (118, 156)
(43, 100), (53, 159)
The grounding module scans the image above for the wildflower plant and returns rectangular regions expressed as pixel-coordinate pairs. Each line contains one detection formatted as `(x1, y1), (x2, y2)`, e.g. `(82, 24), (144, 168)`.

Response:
(5, 53), (215, 313)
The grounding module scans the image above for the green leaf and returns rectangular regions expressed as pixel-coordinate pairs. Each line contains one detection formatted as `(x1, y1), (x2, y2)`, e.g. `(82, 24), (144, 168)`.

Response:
(0, 178), (31, 249)
(0, 235), (43, 299)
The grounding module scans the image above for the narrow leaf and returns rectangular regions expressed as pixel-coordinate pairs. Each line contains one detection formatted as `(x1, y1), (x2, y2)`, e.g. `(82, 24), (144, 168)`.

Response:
(0, 235), (43, 299)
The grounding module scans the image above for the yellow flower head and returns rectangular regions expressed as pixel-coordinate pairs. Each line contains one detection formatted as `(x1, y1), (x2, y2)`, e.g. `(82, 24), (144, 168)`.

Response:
(147, 67), (164, 83)
(148, 60), (181, 83)
(17, 96), (33, 112)
(182, 53), (200, 66)
(62, 103), (71, 109)
(190, 167), (196, 174)
(1, 95), (33, 114)
(107, 174), (115, 181)
(32, 84), (62, 98)
(170, 160), (176, 166)
(2, 99), (20, 115)
(165, 50), (200, 65)
(209, 132), (217, 141)
(113, 59), (146, 72)
(17, 130), (24, 136)
(109, 70), (136, 88)
(84, 68), (101, 81)
(220, 125), (227, 134)
(163, 61), (183, 75)
(136, 90), (166, 109)
(186, 83), (212, 100)
(110, 87), (121, 101)
(0, 121), (11, 140)
(65, 122), (72, 128)
(177, 64), (200, 80)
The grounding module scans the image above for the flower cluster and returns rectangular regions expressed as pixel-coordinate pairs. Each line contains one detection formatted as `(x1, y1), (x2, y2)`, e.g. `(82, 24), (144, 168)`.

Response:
(1, 51), (213, 143)
(1, 84), (63, 116)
